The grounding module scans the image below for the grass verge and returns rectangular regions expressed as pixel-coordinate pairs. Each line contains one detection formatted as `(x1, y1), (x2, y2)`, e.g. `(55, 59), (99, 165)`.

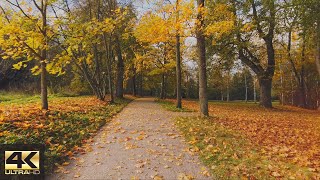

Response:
(175, 116), (318, 179)
(155, 99), (193, 112)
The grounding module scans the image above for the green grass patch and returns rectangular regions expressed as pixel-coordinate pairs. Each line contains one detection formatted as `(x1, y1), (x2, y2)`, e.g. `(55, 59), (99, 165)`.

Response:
(175, 116), (315, 179)
(0, 91), (93, 105)
(207, 100), (281, 107)
(155, 99), (193, 112)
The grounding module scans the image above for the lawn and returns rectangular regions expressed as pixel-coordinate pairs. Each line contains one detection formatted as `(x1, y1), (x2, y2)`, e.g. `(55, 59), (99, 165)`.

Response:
(163, 99), (320, 179)
(0, 92), (133, 173)
(155, 99), (194, 112)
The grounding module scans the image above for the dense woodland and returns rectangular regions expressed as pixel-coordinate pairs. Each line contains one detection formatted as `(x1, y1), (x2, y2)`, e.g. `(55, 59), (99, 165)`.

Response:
(0, 0), (319, 113)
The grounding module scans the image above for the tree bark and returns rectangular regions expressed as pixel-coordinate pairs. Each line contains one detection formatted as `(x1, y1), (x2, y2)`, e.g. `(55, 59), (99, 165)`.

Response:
(176, 34), (182, 108)
(196, 0), (208, 116)
(103, 35), (115, 103)
(139, 73), (143, 96)
(316, 19), (320, 110)
(41, 61), (48, 109)
(245, 74), (248, 102)
(186, 74), (190, 98)
(132, 67), (137, 96)
(115, 36), (124, 98)
(175, 0), (182, 108)
(41, 0), (48, 110)
(160, 73), (166, 99)
(221, 88), (224, 101)
(259, 77), (272, 108)
(316, 19), (320, 76)
(297, 34), (307, 107)
(226, 72), (230, 102)
(253, 78), (257, 103)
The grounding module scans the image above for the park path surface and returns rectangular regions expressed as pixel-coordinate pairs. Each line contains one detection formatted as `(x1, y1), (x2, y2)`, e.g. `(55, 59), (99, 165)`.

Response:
(48, 98), (211, 180)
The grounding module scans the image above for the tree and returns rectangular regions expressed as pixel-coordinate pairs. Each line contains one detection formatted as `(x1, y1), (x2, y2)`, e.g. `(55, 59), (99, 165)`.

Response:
(275, 0), (319, 108)
(175, 0), (182, 108)
(0, 0), (57, 109)
(236, 0), (276, 108)
(196, 0), (208, 116)
(135, 0), (193, 103)
(207, 0), (276, 108)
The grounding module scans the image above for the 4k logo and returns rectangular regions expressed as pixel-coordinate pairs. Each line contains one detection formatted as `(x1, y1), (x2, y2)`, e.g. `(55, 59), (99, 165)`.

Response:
(5, 151), (40, 170)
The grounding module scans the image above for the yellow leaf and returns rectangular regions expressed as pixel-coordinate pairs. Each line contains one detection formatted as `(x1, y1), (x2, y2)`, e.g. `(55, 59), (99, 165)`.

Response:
(62, 162), (70, 166)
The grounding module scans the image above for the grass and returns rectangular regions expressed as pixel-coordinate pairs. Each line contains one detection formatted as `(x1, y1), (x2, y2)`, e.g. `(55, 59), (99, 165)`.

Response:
(175, 116), (317, 179)
(155, 99), (194, 112)
(0, 92), (133, 174)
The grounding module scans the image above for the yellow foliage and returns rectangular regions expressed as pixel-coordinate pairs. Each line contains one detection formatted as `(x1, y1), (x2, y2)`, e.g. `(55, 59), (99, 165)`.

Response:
(205, 3), (235, 41)
(206, 21), (234, 39)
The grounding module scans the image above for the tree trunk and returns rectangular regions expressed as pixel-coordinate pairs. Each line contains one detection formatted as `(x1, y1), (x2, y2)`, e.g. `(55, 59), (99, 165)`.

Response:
(186, 74), (190, 99)
(115, 36), (124, 98)
(253, 78), (257, 103)
(279, 64), (284, 105)
(259, 78), (272, 108)
(316, 19), (320, 76)
(160, 73), (166, 99)
(291, 72), (294, 105)
(296, 83), (307, 107)
(227, 74), (230, 102)
(107, 58), (114, 103)
(139, 72), (143, 97)
(297, 32), (307, 107)
(41, 1), (48, 110)
(132, 68), (137, 96)
(221, 88), (224, 101)
(175, 0), (182, 108)
(41, 61), (48, 110)
(245, 74), (248, 102)
(196, 0), (208, 117)
(176, 34), (182, 108)
(103, 34), (114, 103)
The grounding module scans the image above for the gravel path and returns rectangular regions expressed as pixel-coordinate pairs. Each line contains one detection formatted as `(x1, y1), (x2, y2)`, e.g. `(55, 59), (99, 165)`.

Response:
(48, 98), (211, 180)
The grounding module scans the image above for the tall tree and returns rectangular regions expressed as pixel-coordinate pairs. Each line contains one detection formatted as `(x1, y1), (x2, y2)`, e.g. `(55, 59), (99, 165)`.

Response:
(0, 0), (52, 109)
(175, 0), (182, 108)
(196, 0), (209, 116)
(237, 0), (276, 108)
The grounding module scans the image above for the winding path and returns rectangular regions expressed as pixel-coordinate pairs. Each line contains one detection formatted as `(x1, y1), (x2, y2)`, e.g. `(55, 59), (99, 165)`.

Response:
(48, 98), (210, 180)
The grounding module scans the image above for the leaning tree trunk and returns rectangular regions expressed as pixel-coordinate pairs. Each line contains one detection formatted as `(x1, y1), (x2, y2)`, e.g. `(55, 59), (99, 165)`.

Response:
(115, 37), (124, 98)
(259, 77), (272, 108)
(196, 0), (208, 116)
